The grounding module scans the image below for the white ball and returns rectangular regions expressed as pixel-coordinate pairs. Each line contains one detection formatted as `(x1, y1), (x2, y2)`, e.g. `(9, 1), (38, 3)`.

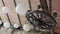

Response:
(23, 24), (30, 31)
(2, 7), (9, 13)
(0, 20), (2, 25)
(3, 22), (10, 28)
(13, 23), (20, 28)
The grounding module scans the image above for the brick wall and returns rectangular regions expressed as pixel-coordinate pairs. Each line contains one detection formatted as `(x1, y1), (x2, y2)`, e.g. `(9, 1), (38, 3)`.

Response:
(51, 0), (60, 33)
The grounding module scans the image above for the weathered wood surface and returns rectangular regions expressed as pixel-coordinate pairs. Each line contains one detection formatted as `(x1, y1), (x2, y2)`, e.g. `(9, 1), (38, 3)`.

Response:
(0, 0), (9, 23)
(3, 0), (20, 25)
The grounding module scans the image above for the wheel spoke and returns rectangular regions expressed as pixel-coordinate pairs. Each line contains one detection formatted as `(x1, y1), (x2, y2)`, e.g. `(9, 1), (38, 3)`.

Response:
(40, 13), (46, 19)
(42, 26), (46, 29)
(45, 23), (52, 28)
(29, 16), (38, 22)
(36, 12), (40, 19)
(45, 25), (50, 29)
(31, 13), (38, 19)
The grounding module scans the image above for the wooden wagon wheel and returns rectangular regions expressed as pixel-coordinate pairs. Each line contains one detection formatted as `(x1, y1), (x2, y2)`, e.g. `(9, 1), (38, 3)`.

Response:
(26, 10), (57, 31)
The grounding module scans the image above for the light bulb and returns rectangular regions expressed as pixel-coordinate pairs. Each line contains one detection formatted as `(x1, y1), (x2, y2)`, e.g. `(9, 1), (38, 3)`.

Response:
(13, 23), (20, 28)
(3, 21), (10, 28)
(0, 20), (2, 25)
(2, 7), (9, 13)
(23, 24), (30, 31)
(16, 4), (28, 15)
(16, 4), (21, 14)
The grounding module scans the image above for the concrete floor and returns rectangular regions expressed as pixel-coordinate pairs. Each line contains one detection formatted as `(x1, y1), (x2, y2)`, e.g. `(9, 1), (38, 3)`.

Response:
(0, 27), (41, 34)
(0, 27), (55, 34)
(0, 27), (13, 34)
